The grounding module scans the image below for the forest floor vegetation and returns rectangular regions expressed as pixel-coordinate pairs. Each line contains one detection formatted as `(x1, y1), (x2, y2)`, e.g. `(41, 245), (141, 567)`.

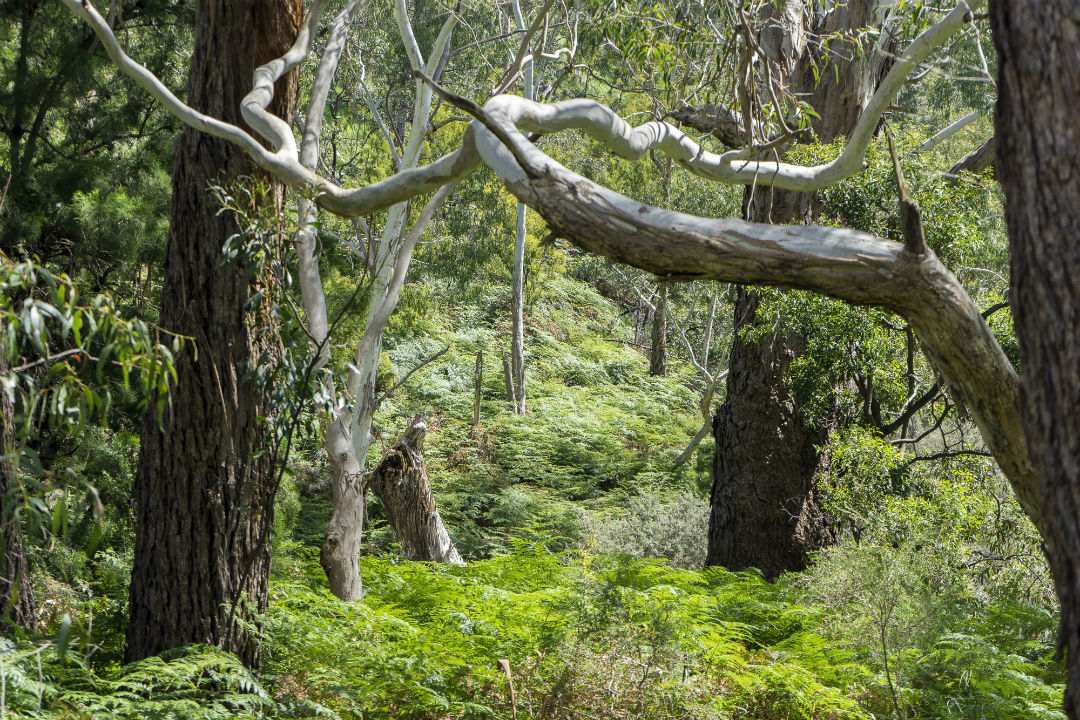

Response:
(3, 265), (1062, 720)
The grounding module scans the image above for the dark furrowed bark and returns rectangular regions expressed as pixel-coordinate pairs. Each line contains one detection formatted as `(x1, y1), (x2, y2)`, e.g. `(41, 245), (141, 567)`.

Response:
(708, 287), (835, 578)
(125, 0), (302, 667)
(706, 0), (894, 577)
(368, 421), (463, 565)
(991, 1), (1080, 715)
(649, 282), (668, 377)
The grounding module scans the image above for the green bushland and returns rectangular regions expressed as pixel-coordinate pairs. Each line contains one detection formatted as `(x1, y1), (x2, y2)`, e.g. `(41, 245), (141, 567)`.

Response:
(290, 262), (713, 560)
(3, 546), (1062, 719)
(7, 260), (1060, 720)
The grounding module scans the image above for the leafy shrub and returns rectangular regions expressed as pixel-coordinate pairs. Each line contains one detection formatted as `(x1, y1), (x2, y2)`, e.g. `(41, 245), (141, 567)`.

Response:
(796, 540), (1062, 719)
(8, 548), (1059, 720)
(262, 550), (880, 720)
(582, 491), (709, 569)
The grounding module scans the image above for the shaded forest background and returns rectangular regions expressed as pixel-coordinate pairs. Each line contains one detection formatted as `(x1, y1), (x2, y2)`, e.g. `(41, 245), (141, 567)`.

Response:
(0, 0), (1067, 718)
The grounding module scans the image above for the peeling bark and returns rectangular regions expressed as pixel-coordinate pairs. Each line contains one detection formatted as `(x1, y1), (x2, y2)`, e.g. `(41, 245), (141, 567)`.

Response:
(945, 135), (998, 181)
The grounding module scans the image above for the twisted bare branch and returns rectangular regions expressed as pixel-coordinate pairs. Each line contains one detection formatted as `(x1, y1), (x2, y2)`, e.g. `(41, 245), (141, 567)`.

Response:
(65, 0), (984, 212)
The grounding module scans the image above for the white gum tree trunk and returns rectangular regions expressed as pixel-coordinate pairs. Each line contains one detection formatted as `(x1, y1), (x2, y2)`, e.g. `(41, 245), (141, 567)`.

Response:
(321, 4), (461, 600)
(281, 0), (462, 600)
(508, 0), (535, 415)
(289, 0), (362, 600)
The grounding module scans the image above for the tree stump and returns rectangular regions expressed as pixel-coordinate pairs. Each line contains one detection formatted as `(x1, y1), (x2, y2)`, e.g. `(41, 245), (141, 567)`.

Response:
(368, 419), (464, 565)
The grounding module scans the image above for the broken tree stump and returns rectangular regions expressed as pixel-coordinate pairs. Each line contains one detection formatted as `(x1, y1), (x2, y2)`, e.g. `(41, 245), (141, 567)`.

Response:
(368, 418), (465, 565)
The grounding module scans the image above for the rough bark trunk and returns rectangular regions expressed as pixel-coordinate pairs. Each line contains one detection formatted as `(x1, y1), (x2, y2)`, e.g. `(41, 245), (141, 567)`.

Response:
(649, 282), (668, 376)
(707, 0), (891, 576)
(503, 350), (516, 405)
(126, 0), (301, 667)
(473, 349), (483, 426)
(707, 187), (836, 578)
(708, 287), (835, 578)
(0, 340), (34, 630)
(945, 135), (998, 182)
(368, 420), (464, 565)
(991, 2), (1080, 716)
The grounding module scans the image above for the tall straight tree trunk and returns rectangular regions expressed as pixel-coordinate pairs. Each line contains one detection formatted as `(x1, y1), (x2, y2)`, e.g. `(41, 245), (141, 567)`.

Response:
(708, 191), (836, 578)
(0, 339), (34, 630)
(649, 282), (668, 377)
(126, 0), (302, 666)
(707, 0), (892, 575)
(510, 201), (527, 414)
(991, 2), (1080, 715)
(507, 0), (535, 416)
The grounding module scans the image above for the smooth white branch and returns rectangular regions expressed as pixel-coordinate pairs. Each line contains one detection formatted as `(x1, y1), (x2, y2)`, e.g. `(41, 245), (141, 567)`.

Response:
(295, 0), (365, 370)
(241, 0), (331, 159)
(921, 109), (982, 152)
(65, 0), (983, 215)
(61, 0), (475, 218)
(479, 136), (1037, 527)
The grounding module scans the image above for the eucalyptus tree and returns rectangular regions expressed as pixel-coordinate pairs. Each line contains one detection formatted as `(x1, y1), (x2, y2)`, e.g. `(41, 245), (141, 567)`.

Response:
(64, 0), (1080, 706)
(122, 0), (303, 666)
(300, 0), (583, 598)
(499, 0), (581, 413)
(698, 0), (898, 577)
(506, 0), (537, 415)
(307, 0), (463, 601)
(990, 1), (1080, 714)
(654, 0), (1001, 576)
